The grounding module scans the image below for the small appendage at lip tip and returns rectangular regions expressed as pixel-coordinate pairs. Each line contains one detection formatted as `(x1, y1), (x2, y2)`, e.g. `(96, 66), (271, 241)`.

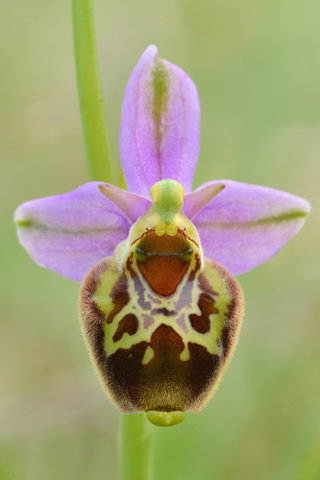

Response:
(150, 179), (184, 226)
(146, 410), (186, 427)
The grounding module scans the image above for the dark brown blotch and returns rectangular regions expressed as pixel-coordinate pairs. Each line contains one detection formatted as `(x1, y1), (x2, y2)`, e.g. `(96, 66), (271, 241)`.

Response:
(189, 314), (210, 333)
(126, 252), (137, 278)
(113, 314), (139, 342)
(138, 255), (190, 296)
(188, 253), (201, 282)
(104, 324), (222, 413)
(187, 342), (221, 400)
(189, 293), (218, 334)
(151, 307), (177, 316)
(199, 293), (219, 316)
(107, 272), (130, 324)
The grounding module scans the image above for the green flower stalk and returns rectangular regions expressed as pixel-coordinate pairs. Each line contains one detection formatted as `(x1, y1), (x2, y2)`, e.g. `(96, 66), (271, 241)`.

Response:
(72, 0), (113, 183)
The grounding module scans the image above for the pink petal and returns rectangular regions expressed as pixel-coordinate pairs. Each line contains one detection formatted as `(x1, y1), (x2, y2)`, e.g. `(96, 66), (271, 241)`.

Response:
(183, 183), (225, 219)
(192, 180), (311, 275)
(98, 183), (149, 223)
(120, 45), (200, 198)
(14, 182), (137, 281)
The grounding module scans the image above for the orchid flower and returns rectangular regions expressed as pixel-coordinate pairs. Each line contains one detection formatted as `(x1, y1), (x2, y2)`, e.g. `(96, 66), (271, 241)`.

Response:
(14, 45), (310, 427)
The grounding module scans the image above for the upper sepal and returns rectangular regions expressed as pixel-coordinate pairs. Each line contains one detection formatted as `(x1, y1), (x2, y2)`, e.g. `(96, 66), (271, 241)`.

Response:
(120, 45), (200, 198)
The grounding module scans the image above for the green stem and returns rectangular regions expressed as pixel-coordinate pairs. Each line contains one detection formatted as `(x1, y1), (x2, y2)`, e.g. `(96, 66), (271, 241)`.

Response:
(120, 413), (155, 480)
(72, 0), (114, 183)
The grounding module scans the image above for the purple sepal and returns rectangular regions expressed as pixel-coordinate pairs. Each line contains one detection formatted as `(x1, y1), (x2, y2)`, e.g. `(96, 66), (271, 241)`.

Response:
(192, 180), (311, 275)
(14, 182), (132, 281)
(120, 45), (200, 198)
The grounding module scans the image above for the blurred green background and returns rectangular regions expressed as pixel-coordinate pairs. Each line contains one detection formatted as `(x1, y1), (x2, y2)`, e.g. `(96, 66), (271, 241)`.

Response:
(1, 0), (319, 479)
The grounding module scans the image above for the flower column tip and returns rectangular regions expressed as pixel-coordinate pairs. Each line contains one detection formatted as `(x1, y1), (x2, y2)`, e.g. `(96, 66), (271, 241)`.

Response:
(150, 179), (184, 227)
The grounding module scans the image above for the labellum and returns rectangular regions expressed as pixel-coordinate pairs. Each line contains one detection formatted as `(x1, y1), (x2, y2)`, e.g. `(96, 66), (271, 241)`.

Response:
(79, 180), (244, 426)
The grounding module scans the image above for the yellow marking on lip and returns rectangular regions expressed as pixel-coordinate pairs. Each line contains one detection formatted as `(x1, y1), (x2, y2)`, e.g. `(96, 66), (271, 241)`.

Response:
(154, 218), (178, 236)
(142, 346), (155, 365)
(180, 347), (190, 361)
